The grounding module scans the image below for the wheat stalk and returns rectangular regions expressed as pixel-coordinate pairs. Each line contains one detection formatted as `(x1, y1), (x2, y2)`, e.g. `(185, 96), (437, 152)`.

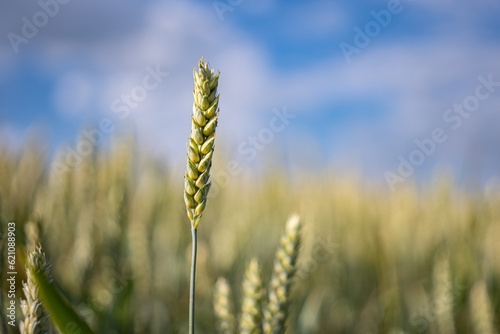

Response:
(185, 58), (220, 334)
(263, 214), (301, 334)
(20, 245), (51, 334)
(214, 277), (235, 334)
(240, 258), (264, 334)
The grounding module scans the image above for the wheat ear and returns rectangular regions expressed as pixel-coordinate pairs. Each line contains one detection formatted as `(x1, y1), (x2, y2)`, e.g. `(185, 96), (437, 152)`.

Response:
(240, 258), (264, 334)
(432, 256), (456, 334)
(184, 58), (220, 229)
(469, 281), (498, 334)
(263, 215), (301, 334)
(185, 58), (220, 334)
(214, 277), (236, 334)
(20, 245), (51, 334)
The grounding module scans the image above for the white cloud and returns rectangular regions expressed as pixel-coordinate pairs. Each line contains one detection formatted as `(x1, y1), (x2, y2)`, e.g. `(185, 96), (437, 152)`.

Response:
(1, 0), (499, 181)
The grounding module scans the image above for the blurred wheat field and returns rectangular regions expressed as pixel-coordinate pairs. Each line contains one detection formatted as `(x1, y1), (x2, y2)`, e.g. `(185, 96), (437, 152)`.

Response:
(1, 136), (499, 334)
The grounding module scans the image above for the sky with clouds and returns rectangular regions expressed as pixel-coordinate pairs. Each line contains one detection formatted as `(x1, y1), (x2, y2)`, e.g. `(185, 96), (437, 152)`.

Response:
(1, 0), (499, 188)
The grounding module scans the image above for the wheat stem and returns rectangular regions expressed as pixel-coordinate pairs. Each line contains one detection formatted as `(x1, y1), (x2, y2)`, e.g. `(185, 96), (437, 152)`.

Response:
(189, 228), (198, 334)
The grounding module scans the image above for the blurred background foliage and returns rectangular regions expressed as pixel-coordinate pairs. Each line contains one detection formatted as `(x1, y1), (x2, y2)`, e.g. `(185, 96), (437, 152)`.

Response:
(0, 134), (499, 334)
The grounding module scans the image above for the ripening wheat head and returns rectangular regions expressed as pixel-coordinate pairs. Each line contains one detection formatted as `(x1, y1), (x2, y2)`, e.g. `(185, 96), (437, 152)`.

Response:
(469, 281), (498, 334)
(432, 255), (456, 334)
(20, 245), (52, 334)
(240, 258), (264, 334)
(184, 58), (220, 229)
(263, 214), (301, 334)
(214, 277), (235, 334)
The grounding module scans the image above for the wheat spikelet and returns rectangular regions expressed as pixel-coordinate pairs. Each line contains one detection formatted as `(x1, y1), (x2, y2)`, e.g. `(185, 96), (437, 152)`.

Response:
(432, 256), (456, 334)
(20, 245), (52, 334)
(240, 258), (264, 334)
(469, 281), (498, 334)
(184, 58), (220, 229)
(214, 277), (235, 334)
(263, 214), (301, 334)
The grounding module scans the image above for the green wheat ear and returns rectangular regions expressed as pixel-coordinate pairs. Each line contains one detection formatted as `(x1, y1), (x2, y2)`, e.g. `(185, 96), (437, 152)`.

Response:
(240, 258), (264, 334)
(20, 245), (51, 334)
(263, 214), (302, 334)
(23, 245), (94, 334)
(214, 277), (236, 334)
(184, 58), (220, 229)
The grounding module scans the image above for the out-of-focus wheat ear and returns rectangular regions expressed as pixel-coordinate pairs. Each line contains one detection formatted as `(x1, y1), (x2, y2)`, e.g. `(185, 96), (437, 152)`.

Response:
(432, 256), (456, 334)
(263, 214), (302, 334)
(20, 245), (52, 334)
(214, 277), (236, 334)
(240, 258), (264, 334)
(25, 217), (42, 250)
(469, 281), (498, 334)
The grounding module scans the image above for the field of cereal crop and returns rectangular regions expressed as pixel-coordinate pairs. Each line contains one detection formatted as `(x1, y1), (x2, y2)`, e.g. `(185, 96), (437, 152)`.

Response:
(1, 136), (499, 333)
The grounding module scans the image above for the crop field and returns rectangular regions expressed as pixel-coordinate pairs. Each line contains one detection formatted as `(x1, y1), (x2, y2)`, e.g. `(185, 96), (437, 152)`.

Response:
(0, 138), (499, 333)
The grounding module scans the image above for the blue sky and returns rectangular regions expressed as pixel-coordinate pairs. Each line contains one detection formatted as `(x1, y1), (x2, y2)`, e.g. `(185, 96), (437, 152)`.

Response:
(1, 0), (499, 188)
